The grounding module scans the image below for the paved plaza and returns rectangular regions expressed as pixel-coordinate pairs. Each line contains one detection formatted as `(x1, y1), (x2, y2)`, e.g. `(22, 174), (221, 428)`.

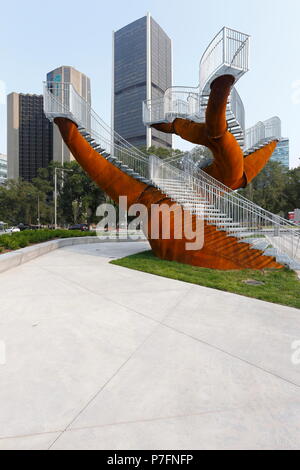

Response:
(0, 242), (299, 450)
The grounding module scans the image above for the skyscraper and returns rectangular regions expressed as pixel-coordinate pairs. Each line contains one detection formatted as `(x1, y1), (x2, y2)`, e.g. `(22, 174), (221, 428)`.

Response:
(7, 93), (53, 181)
(112, 13), (172, 149)
(0, 154), (7, 184)
(47, 66), (91, 164)
(271, 138), (289, 168)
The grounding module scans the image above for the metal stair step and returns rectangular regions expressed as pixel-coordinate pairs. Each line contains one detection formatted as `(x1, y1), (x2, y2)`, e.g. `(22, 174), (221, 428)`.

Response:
(274, 255), (294, 267)
(194, 209), (226, 214)
(238, 238), (270, 250)
(139, 177), (151, 184)
(230, 232), (258, 238)
(113, 160), (123, 168)
(263, 248), (278, 257)
(176, 200), (209, 204)
(205, 216), (233, 220)
(250, 240), (270, 251)
(216, 222), (241, 227)
(182, 203), (215, 209)
(288, 261), (300, 270)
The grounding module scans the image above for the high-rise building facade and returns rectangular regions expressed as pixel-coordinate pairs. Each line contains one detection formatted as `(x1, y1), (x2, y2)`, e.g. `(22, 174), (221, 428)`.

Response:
(47, 66), (91, 164)
(112, 14), (172, 149)
(271, 138), (289, 168)
(0, 154), (7, 184)
(7, 93), (53, 181)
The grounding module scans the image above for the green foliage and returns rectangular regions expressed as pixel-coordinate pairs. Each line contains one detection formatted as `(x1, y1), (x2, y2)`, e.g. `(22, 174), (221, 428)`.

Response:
(111, 251), (300, 309)
(0, 153), (299, 229)
(56, 161), (107, 225)
(0, 161), (107, 227)
(0, 179), (50, 226)
(0, 229), (96, 252)
(285, 166), (300, 210)
(239, 161), (299, 216)
(139, 145), (183, 159)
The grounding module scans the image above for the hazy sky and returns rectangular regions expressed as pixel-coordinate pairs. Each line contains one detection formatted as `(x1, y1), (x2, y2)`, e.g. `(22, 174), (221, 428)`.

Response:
(1, 0), (300, 167)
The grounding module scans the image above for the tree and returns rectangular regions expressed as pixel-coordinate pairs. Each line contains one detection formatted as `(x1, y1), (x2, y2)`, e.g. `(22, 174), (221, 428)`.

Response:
(55, 161), (107, 225)
(1, 145), (298, 227)
(0, 180), (50, 226)
(140, 145), (183, 159)
(239, 161), (291, 216)
(285, 167), (300, 211)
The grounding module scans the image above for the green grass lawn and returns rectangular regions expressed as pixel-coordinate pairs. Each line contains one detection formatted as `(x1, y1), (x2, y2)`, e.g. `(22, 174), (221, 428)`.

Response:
(111, 250), (300, 309)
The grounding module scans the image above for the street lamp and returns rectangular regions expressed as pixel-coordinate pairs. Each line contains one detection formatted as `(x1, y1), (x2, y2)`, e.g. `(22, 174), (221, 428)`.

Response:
(37, 194), (40, 228)
(54, 167), (74, 229)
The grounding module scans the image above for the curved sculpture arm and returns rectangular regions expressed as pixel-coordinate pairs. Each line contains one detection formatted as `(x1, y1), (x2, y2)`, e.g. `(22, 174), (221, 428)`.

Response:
(54, 118), (148, 207)
(243, 140), (279, 185)
(153, 75), (278, 190)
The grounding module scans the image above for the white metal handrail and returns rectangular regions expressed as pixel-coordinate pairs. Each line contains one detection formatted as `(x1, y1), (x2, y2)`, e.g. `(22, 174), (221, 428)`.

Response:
(143, 27), (249, 148)
(199, 29), (224, 94)
(199, 27), (250, 94)
(175, 157), (297, 231)
(150, 154), (300, 262)
(143, 87), (203, 125)
(229, 87), (245, 135)
(143, 86), (244, 130)
(44, 82), (150, 179)
(43, 80), (300, 265)
(245, 117), (282, 150)
(45, 82), (147, 158)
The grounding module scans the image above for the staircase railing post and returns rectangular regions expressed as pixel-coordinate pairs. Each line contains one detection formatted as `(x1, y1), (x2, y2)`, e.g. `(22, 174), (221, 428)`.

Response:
(223, 27), (227, 64)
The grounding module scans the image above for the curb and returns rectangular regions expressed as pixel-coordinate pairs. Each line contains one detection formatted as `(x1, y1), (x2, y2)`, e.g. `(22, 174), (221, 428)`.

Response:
(0, 237), (145, 274)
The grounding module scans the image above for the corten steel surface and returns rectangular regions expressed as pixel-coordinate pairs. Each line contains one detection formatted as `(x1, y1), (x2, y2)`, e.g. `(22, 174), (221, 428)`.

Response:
(54, 114), (282, 270)
(152, 75), (278, 190)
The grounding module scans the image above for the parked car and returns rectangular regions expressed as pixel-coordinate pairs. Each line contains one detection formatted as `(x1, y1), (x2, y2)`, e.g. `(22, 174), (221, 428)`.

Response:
(18, 224), (41, 231)
(18, 223), (31, 231)
(6, 227), (21, 233)
(68, 224), (89, 232)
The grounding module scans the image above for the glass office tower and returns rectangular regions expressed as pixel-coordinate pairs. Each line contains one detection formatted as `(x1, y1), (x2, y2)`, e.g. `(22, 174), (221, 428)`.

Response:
(113, 13), (172, 149)
(0, 154), (7, 184)
(7, 93), (53, 181)
(271, 138), (289, 168)
(47, 66), (91, 164)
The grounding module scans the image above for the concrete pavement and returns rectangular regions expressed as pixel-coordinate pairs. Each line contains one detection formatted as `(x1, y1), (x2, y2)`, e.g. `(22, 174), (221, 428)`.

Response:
(0, 242), (299, 450)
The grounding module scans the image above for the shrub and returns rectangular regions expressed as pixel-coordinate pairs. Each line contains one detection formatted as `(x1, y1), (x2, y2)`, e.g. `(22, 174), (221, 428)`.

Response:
(0, 229), (96, 253)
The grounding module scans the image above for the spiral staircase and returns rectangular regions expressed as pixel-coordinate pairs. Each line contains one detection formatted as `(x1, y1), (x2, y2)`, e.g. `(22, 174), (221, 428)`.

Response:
(143, 27), (248, 148)
(43, 27), (300, 270)
(244, 117), (283, 156)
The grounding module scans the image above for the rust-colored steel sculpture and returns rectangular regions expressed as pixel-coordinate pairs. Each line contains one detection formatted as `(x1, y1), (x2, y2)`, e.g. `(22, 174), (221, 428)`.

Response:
(54, 74), (282, 270)
(152, 75), (278, 190)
